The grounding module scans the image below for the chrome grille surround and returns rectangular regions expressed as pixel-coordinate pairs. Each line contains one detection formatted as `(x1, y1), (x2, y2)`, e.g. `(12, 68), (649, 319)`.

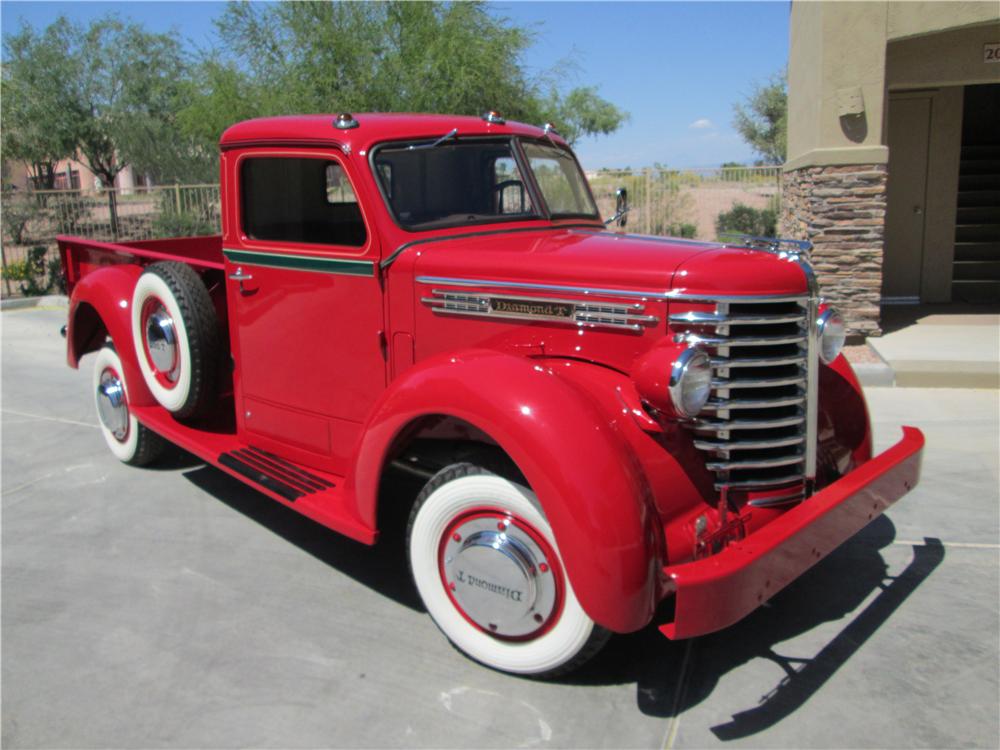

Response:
(669, 288), (819, 502)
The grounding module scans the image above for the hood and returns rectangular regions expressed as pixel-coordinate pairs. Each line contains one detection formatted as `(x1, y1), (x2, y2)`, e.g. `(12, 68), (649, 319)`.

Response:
(411, 227), (724, 291)
(670, 245), (811, 296)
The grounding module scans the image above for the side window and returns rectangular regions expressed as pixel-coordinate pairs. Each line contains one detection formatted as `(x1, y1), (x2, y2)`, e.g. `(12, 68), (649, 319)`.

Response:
(241, 157), (366, 247)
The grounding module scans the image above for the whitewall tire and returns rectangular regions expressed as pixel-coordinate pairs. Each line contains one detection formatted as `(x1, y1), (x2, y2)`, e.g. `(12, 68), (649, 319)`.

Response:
(407, 463), (610, 677)
(130, 261), (219, 418)
(93, 346), (164, 466)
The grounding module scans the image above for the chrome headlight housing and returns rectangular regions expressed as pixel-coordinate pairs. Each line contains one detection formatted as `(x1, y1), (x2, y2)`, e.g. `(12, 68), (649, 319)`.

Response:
(817, 307), (846, 364)
(669, 347), (712, 417)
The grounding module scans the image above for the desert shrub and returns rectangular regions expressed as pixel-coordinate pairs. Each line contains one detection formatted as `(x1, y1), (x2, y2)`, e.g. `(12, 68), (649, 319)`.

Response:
(152, 208), (217, 238)
(2, 194), (36, 244)
(47, 256), (67, 294)
(715, 202), (777, 238)
(0, 246), (63, 296)
(1, 259), (32, 281)
(666, 222), (697, 239)
(152, 190), (218, 238)
(17, 246), (56, 296)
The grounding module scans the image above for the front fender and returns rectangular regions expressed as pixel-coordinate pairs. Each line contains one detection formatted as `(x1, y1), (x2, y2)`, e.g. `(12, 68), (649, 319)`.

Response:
(350, 349), (661, 633)
(67, 264), (155, 407)
(820, 355), (873, 472)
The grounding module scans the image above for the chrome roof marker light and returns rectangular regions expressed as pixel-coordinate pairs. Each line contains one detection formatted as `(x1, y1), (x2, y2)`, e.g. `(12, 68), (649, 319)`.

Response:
(482, 110), (506, 125)
(334, 113), (359, 130)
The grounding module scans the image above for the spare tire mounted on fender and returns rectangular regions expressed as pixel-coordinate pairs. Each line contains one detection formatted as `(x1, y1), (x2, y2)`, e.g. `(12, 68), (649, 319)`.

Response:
(131, 261), (219, 418)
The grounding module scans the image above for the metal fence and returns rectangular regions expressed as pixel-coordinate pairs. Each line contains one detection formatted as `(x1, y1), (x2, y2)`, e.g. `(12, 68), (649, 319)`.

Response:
(0, 168), (780, 297)
(587, 166), (781, 239)
(1, 184), (220, 296)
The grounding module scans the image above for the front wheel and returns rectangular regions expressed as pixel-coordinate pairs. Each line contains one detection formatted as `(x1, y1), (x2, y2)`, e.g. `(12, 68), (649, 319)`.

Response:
(407, 463), (610, 677)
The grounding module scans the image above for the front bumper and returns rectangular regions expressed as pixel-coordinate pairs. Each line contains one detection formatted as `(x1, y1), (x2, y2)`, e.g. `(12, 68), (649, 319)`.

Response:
(659, 426), (924, 639)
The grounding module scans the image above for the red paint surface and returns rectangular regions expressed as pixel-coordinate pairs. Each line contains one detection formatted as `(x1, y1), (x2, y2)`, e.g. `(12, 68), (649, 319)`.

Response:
(57, 114), (924, 638)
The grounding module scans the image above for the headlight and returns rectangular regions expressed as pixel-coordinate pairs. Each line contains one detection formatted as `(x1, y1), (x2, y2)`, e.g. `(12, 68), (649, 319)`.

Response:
(817, 307), (846, 364)
(633, 343), (713, 419)
(669, 348), (712, 417)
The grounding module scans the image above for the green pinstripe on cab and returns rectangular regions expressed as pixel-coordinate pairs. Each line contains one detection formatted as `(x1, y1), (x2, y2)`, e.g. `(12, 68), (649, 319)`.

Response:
(222, 248), (375, 277)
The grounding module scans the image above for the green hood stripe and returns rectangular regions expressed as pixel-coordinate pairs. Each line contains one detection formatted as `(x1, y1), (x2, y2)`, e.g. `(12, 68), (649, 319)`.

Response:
(223, 249), (375, 277)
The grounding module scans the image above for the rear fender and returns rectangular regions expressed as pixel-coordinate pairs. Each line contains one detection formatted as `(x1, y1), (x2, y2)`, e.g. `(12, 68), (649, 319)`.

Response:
(67, 264), (155, 407)
(350, 349), (661, 633)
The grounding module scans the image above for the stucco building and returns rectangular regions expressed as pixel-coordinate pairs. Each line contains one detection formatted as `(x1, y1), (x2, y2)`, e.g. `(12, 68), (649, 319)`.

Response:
(781, 1), (999, 336)
(5, 157), (149, 193)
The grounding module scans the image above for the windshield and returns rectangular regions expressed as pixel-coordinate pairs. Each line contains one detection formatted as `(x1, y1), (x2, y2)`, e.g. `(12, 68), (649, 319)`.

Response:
(373, 139), (537, 230)
(521, 141), (599, 219)
(373, 136), (600, 231)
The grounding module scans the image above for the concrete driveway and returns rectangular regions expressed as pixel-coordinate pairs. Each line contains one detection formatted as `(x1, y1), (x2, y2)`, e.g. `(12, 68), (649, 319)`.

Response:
(3, 305), (998, 749)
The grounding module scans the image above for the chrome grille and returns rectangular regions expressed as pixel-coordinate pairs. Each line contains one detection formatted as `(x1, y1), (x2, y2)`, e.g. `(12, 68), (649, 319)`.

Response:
(670, 295), (817, 499)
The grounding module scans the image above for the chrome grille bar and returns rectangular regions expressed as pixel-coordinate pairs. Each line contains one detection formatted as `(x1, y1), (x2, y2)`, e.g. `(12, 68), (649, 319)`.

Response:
(715, 474), (807, 491)
(706, 454), (804, 471)
(711, 355), (806, 368)
(692, 415), (805, 431)
(670, 311), (805, 325)
(693, 435), (805, 451)
(711, 375), (806, 389)
(702, 394), (806, 410)
(681, 333), (807, 347)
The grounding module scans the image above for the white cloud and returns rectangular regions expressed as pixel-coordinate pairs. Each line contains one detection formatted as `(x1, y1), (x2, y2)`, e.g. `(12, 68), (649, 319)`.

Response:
(689, 118), (714, 130)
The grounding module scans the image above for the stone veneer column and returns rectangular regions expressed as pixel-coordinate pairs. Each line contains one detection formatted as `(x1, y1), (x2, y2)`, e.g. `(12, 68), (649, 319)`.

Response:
(780, 164), (888, 337)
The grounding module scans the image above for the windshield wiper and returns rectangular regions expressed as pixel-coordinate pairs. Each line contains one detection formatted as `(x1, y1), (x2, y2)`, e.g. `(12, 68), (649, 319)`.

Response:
(408, 128), (458, 151)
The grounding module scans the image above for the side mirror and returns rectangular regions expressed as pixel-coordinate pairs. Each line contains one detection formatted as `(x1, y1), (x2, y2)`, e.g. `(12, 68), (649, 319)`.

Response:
(614, 187), (629, 228)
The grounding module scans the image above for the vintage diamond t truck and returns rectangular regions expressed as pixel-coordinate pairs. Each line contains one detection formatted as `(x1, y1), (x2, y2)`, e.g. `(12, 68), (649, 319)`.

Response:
(58, 112), (924, 677)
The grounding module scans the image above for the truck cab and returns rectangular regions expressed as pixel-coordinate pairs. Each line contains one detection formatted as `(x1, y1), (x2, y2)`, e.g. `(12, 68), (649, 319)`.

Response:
(59, 112), (924, 677)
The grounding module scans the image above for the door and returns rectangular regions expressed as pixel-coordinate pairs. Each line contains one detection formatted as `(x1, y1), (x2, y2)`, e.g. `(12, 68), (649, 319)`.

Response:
(225, 150), (385, 473)
(884, 95), (932, 302)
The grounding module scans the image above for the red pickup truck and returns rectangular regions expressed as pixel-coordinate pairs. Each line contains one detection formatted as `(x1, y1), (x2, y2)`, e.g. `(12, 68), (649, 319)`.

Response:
(58, 112), (923, 677)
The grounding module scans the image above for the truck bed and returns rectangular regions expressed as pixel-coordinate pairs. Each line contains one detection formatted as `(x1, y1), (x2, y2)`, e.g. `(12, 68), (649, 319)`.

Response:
(58, 234), (225, 295)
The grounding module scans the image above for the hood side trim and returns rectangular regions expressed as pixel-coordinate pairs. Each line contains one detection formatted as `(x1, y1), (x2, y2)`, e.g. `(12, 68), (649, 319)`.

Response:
(417, 276), (806, 303)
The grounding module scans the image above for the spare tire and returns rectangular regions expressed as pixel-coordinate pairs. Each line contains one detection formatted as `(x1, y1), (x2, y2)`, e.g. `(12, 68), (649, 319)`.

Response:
(131, 261), (219, 418)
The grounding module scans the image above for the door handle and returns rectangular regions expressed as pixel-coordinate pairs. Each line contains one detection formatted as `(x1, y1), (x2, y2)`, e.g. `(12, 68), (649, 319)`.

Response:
(228, 266), (253, 293)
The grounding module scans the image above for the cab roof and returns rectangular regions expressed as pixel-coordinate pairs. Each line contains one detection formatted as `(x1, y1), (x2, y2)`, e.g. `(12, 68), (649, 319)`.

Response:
(219, 113), (567, 151)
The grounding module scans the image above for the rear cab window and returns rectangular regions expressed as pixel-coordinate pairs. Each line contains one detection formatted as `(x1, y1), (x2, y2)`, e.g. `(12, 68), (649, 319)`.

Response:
(241, 157), (366, 247)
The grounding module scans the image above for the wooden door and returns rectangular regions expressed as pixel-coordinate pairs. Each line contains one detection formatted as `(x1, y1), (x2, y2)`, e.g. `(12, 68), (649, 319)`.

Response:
(884, 95), (932, 301)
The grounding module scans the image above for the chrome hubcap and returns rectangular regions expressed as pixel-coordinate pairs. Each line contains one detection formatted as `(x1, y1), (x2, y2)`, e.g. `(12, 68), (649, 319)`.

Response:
(441, 512), (560, 639)
(96, 370), (129, 441)
(144, 306), (178, 380)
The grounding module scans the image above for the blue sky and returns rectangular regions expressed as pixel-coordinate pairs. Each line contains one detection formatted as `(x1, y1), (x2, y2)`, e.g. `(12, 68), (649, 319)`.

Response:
(1, 1), (789, 169)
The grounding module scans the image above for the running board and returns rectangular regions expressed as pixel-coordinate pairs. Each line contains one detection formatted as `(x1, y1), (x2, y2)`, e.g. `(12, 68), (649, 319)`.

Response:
(129, 405), (374, 545)
(219, 446), (335, 502)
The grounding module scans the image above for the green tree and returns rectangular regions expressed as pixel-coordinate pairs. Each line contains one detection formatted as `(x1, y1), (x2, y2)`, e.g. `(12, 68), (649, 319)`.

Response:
(732, 72), (787, 165)
(3, 15), (215, 196)
(68, 17), (213, 190)
(180, 1), (625, 150)
(1, 19), (80, 189)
